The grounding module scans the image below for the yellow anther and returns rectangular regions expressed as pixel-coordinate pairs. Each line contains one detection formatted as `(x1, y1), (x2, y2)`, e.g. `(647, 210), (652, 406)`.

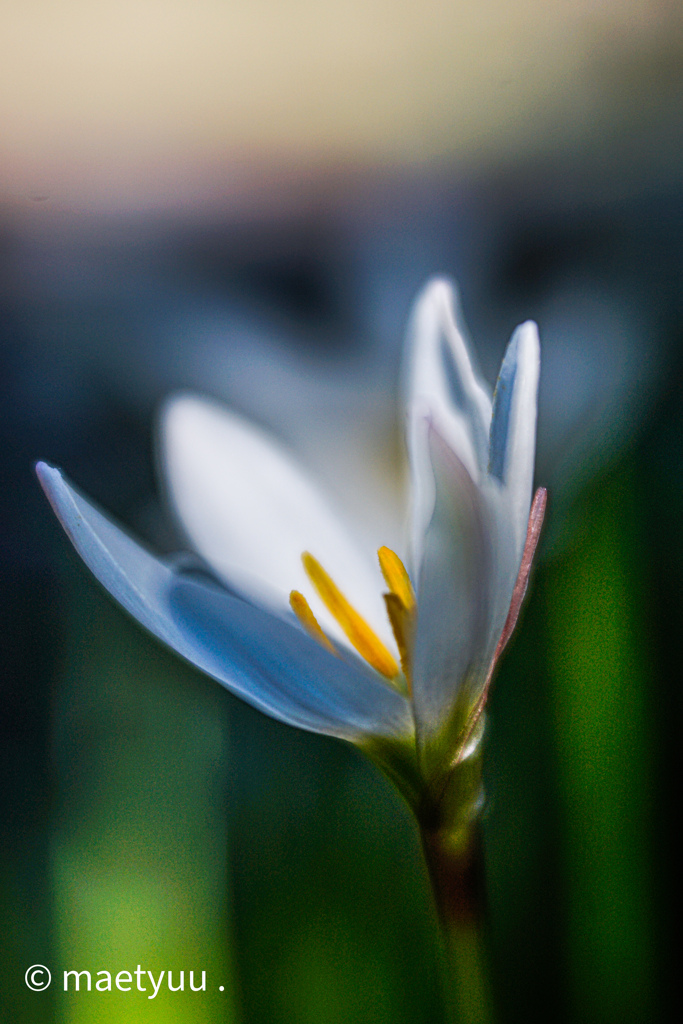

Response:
(302, 552), (400, 680)
(378, 546), (415, 612)
(383, 592), (413, 694)
(289, 591), (336, 655)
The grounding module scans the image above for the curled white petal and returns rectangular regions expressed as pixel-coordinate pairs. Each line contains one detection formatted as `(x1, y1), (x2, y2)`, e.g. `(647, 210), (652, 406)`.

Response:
(406, 278), (492, 478)
(405, 278), (492, 577)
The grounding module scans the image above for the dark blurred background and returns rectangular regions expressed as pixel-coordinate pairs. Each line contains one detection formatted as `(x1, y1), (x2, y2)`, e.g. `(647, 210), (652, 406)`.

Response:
(2, 2), (682, 1022)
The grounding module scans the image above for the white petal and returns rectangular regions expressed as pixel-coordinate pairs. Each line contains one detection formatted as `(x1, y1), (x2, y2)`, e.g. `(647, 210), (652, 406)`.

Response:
(160, 394), (396, 655)
(489, 321), (540, 558)
(405, 278), (492, 576)
(36, 463), (412, 741)
(406, 278), (492, 478)
(410, 428), (492, 754)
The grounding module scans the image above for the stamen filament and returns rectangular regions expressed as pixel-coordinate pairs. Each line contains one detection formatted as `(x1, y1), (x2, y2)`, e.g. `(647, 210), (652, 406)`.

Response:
(289, 590), (336, 655)
(302, 553), (400, 680)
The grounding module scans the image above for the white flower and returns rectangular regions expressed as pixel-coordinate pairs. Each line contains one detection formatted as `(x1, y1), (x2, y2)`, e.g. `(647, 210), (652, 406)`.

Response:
(37, 278), (544, 815)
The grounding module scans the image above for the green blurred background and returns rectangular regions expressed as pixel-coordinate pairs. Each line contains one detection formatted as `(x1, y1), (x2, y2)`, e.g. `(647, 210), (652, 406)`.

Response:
(1, 2), (682, 1021)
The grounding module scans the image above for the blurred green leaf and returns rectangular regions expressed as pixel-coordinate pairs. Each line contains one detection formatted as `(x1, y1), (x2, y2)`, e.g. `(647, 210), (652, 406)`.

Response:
(53, 572), (237, 1024)
(547, 461), (656, 1024)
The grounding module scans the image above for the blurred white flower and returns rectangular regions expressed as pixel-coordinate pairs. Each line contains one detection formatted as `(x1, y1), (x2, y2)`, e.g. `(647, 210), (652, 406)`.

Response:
(37, 279), (544, 812)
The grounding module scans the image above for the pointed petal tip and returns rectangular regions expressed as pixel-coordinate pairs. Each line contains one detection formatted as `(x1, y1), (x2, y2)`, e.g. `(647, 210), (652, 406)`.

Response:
(35, 459), (57, 479)
(420, 274), (458, 300)
(511, 319), (541, 363)
(520, 318), (540, 335)
(495, 319), (541, 408)
(533, 484), (548, 515)
(413, 276), (461, 323)
(35, 461), (64, 504)
(35, 463), (102, 547)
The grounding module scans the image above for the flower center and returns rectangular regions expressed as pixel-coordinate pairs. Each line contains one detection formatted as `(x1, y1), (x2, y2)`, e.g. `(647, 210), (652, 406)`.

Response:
(289, 547), (416, 693)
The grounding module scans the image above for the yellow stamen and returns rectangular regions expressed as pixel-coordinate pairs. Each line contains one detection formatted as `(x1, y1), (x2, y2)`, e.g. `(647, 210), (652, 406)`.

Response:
(289, 590), (336, 655)
(302, 553), (400, 680)
(383, 592), (413, 694)
(378, 546), (415, 612)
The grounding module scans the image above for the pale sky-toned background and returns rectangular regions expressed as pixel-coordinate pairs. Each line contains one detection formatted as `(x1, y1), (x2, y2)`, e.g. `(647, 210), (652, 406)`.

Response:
(1, 0), (682, 208)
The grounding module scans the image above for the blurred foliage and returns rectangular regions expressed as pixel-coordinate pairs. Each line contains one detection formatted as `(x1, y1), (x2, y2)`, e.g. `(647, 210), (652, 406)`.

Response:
(52, 570), (235, 1024)
(547, 463), (655, 1024)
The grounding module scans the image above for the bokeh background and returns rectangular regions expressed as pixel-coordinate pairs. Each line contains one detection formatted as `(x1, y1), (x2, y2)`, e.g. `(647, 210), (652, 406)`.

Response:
(1, 2), (682, 1021)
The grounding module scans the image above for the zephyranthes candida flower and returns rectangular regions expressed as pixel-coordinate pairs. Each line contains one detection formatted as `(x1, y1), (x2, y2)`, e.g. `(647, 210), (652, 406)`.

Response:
(37, 278), (545, 844)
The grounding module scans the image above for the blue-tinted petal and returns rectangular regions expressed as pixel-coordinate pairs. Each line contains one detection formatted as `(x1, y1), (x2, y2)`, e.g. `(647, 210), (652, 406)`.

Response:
(36, 463), (413, 742)
(168, 575), (413, 739)
(489, 320), (540, 557)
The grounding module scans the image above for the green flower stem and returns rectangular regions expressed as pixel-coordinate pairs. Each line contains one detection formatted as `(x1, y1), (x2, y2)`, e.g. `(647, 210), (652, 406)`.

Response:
(421, 823), (495, 1024)
(418, 738), (494, 1024)
(420, 821), (485, 927)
